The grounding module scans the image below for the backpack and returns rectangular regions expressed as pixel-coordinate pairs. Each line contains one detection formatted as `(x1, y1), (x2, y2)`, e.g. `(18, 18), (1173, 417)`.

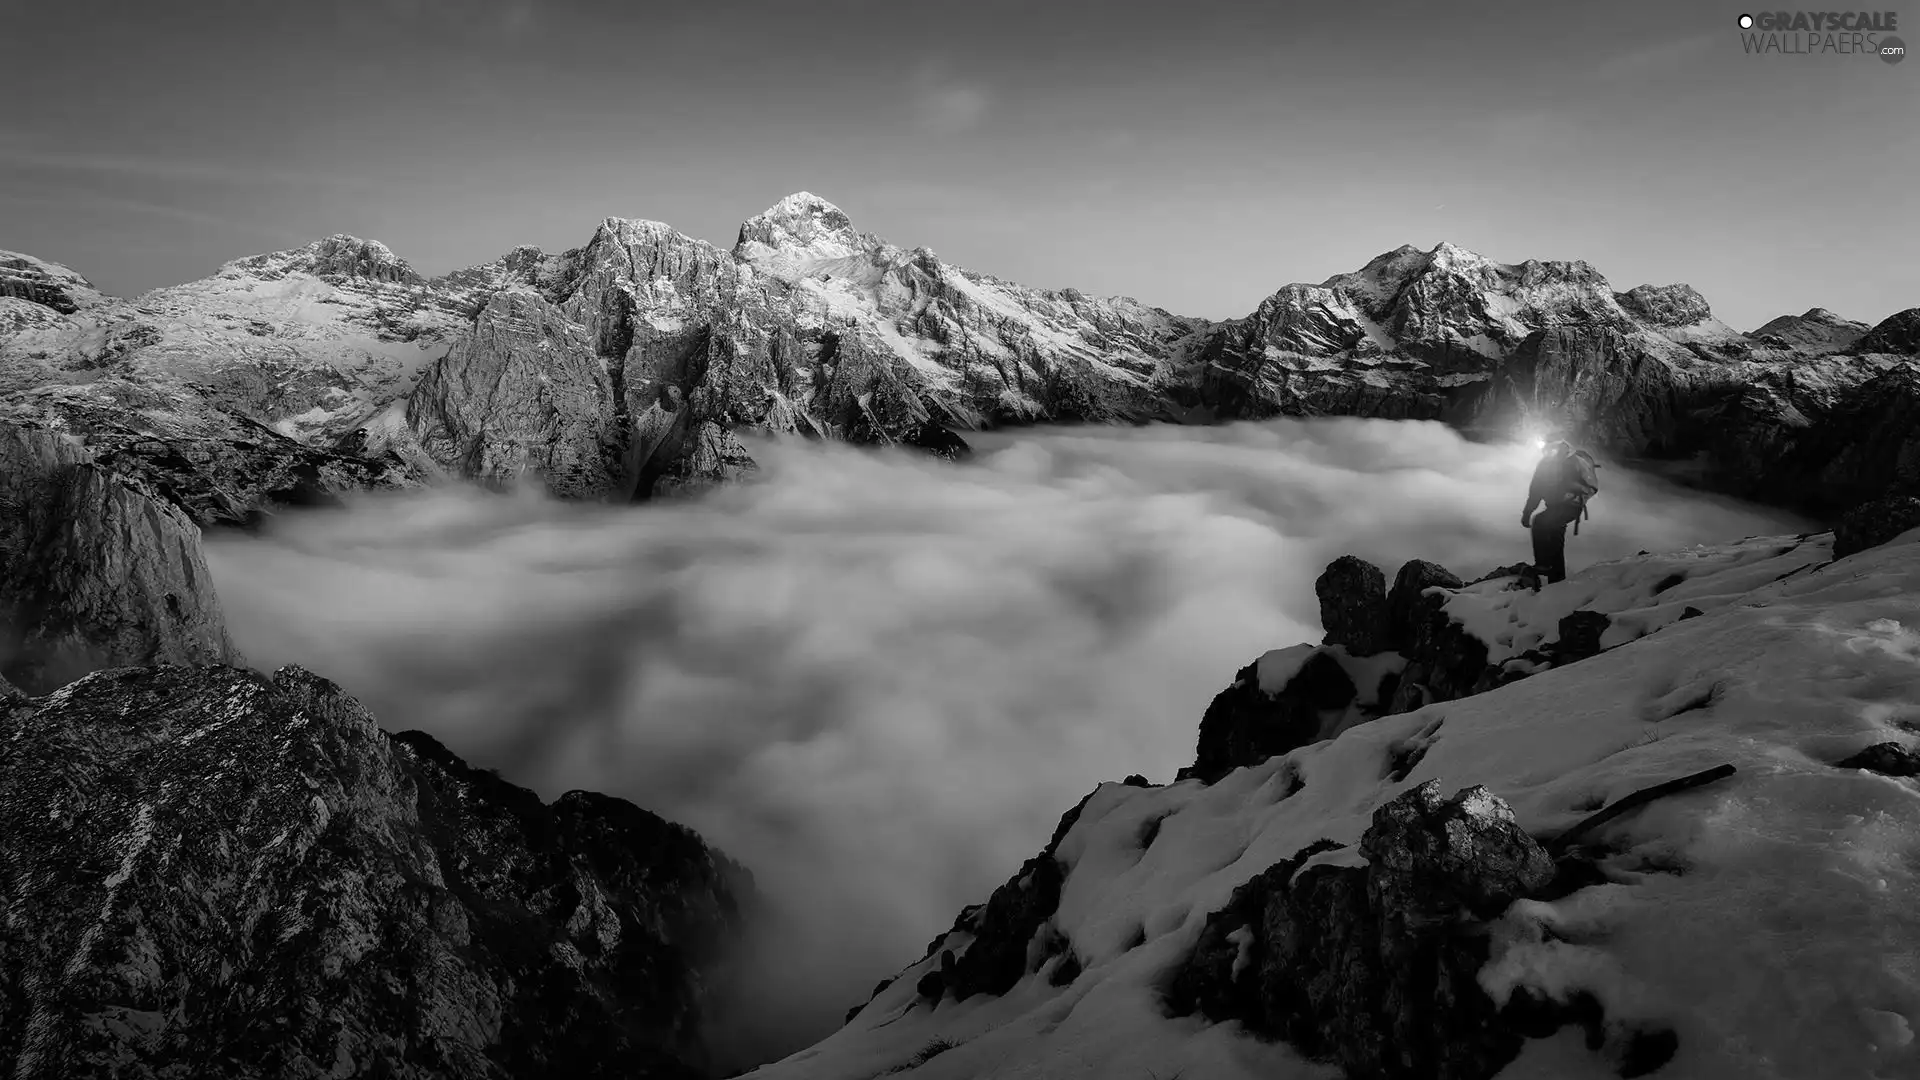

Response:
(1564, 450), (1600, 533)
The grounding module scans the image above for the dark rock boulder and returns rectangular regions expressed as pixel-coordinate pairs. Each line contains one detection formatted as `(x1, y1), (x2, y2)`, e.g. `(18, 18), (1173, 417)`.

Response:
(1832, 495), (1920, 559)
(1386, 559), (1464, 654)
(1361, 782), (1558, 921)
(1836, 742), (1920, 777)
(0, 421), (237, 694)
(1389, 567), (1492, 713)
(1553, 610), (1611, 665)
(1316, 556), (1392, 657)
(1187, 650), (1358, 784)
(0, 664), (750, 1080)
(1167, 783), (1650, 1080)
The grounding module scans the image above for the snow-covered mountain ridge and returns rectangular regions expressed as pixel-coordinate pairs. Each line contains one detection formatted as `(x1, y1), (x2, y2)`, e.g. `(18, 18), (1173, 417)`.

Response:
(751, 518), (1920, 1080)
(2, 192), (1916, 521)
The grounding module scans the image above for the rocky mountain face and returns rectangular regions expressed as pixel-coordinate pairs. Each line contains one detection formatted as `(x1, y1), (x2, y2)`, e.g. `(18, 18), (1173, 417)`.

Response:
(389, 194), (1204, 501)
(0, 356), (759, 1077)
(0, 419), (237, 693)
(0, 663), (754, 1080)
(2, 196), (1913, 518)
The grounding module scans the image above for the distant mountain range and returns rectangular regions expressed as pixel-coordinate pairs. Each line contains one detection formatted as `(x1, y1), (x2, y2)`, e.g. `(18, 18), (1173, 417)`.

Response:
(3, 197), (1917, 1080)
(3, 192), (1916, 520)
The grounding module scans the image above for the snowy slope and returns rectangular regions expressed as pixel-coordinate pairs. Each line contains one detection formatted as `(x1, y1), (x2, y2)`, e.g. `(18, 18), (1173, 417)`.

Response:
(751, 528), (1920, 1080)
(0, 238), (470, 440)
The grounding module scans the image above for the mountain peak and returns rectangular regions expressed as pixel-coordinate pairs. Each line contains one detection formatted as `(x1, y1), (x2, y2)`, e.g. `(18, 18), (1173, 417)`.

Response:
(735, 192), (863, 255)
(1615, 282), (1715, 328)
(1749, 306), (1872, 350)
(0, 250), (108, 313)
(594, 216), (680, 240)
(767, 190), (845, 218)
(1427, 240), (1486, 266)
(223, 234), (422, 286)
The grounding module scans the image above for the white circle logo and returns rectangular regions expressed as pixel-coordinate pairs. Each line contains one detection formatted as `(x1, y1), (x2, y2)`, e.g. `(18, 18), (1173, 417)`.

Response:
(1738, 13), (1754, 28)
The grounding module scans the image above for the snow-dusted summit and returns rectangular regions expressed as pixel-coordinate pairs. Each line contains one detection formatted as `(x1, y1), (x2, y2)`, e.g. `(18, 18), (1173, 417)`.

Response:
(734, 191), (874, 274)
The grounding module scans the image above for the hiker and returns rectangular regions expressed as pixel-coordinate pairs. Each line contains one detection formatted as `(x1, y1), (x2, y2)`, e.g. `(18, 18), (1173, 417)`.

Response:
(1520, 439), (1600, 585)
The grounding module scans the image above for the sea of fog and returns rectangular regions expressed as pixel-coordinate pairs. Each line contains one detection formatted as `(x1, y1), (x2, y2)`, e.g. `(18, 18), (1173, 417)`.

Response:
(202, 417), (1812, 1069)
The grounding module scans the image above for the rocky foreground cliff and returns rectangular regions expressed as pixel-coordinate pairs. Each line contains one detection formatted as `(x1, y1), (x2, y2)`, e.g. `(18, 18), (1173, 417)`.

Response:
(0, 664), (754, 1080)
(0, 410), (757, 1077)
(4, 196), (1916, 524)
(751, 506), (1920, 1080)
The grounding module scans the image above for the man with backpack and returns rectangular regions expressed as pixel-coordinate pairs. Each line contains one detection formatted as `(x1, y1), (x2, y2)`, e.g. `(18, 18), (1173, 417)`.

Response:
(1520, 439), (1600, 585)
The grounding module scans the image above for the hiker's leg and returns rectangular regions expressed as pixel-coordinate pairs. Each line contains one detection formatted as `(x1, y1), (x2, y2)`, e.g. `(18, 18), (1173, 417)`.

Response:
(1531, 517), (1552, 572)
(1544, 523), (1569, 583)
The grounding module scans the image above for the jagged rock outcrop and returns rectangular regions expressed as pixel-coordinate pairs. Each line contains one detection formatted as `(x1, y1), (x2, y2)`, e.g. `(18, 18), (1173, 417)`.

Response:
(1167, 782), (1664, 1080)
(1387, 558), (1495, 711)
(905, 791), (1102, 1009)
(1832, 495), (1920, 559)
(1182, 551), (1614, 783)
(1386, 559), (1465, 653)
(1554, 610), (1611, 665)
(1836, 742), (1920, 777)
(1317, 555), (1392, 656)
(1182, 551), (1640, 785)
(0, 420), (237, 693)
(1186, 649), (1359, 784)
(0, 664), (752, 1080)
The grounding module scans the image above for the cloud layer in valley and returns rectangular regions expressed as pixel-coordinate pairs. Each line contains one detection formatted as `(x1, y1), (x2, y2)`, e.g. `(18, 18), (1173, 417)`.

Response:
(203, 417), (1812, 1069)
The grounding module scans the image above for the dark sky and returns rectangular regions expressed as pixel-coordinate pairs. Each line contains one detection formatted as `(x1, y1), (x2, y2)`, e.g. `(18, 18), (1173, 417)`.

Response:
(1, 0), (1913, 328)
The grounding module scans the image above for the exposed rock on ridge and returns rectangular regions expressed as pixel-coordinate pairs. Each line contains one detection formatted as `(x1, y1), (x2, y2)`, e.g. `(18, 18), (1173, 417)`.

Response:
(1167, 782), (1669, 1080)
(0, 664), (753, 1080)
